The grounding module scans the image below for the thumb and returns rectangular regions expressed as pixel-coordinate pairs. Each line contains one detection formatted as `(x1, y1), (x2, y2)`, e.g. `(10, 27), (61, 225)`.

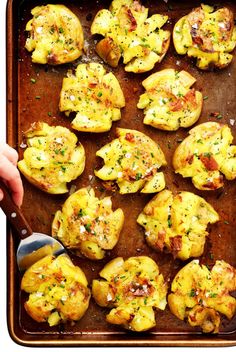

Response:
(0, 189), (3, 202)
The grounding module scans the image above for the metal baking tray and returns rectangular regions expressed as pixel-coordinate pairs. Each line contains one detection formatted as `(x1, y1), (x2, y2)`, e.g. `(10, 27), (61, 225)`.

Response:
(6, 0), (236, 346)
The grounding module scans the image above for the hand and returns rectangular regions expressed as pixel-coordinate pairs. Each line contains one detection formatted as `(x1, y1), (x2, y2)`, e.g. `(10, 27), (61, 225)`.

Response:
(0, 143), (24, 207)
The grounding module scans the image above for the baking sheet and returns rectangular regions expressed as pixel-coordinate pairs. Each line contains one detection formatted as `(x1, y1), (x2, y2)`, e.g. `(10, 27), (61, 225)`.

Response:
(6, 0), (236, 346)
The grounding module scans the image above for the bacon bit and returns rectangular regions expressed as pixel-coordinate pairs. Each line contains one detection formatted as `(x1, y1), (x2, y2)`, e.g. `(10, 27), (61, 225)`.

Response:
(170, 236), (182, 257)
(186, 154), (194, 165)
(184, 89), (197, 108)
(143, 47), (151, 55)
(71, 282), (84, 296)
(122, 168), (142, 181)
(88, 81), (98, 88)
(210, 112), (220, 118)
(155, 230), (166, 251)
(192, 34), (203, 46)
(225, 21), (232, 31)
(124, 313), (134, 323)
(125, 278), (154, 297)
(109, 283), (117, 294)
(202, 181), (216, 189)
(190, 25), (199, 40)
(54, 271), (63, 282)
(200, 154), (219, 171)
(91, 92), (100, 101)
(202, 176), (223, 190)
(125, 7), (137, 32)
(162, 38), (170, 53)
(125, 133), (135, 143)
(188, 312), (198, 322)
(104, 99), (113, 108)
(170, 98), (183, 112)
(47, 53), (58, 64)
(101, 181), (117, 192)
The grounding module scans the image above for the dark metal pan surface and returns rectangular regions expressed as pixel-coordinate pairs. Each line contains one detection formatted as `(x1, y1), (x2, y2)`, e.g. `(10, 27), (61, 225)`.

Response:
(6, 0), (236, 346)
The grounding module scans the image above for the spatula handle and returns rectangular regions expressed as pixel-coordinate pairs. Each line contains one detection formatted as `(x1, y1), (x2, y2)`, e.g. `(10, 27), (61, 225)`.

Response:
(0, 180), (33, 239)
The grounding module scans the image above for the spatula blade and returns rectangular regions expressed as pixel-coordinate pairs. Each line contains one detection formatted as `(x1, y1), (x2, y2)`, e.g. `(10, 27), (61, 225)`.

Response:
(17, 232), (66, 271)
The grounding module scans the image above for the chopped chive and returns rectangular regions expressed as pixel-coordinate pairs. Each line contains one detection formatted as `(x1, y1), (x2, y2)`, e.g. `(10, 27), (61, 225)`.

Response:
(189, 288), (196, 297)
(135, 172), (142, 180)
(78, 208), (86, 217)
(85, 223), (91, 232)
(167, 215), (172, 228)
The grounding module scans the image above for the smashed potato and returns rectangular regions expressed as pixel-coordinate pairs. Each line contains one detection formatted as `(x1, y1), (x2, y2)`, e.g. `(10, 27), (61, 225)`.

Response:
(95, 128), (167, 194)
(137, 69), (203, 131)
(173, 4), (236, 70)
(92, 256), (167, 331)
(91, 0), (171, 73)
(59, 63), (125, 132)
(21, 254), (90, 326)
(137, 190), (219, 260)
(52, 187), (124, 260)
(18, 122), (85, 194)
(168, 260), (236, 333)
(25, 4), (84, 65)
(173, 122), (236, 190)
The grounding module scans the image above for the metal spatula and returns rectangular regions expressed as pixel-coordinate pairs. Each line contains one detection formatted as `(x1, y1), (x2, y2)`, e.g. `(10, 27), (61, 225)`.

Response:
(0, 180), (66, 271)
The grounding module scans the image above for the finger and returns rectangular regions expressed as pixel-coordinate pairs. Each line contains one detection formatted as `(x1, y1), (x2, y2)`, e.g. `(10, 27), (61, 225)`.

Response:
(0, 189), (3, 202)
(9, 176), (24, 207)
(0, 143), (19, 166)
(0, 155), (24, 207)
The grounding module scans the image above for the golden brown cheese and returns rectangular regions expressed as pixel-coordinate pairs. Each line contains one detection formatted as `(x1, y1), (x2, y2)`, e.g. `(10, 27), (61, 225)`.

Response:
(95, 128), (167, 194)
(52, 187), (124, 260)
(21, 254), (90, 326)
(91, 0), (171, 73)
(173, 122), (236, 190)
(25, 4), (84, 65)
(59, 63), (125, 132)
(137, 190), (219, 260)
(173, 4), (236, 70)
(18, 122), (85, 194)
(92, 256), (167, 331)
(137, 69), (203, 131)
(168, 260), (236, 333)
